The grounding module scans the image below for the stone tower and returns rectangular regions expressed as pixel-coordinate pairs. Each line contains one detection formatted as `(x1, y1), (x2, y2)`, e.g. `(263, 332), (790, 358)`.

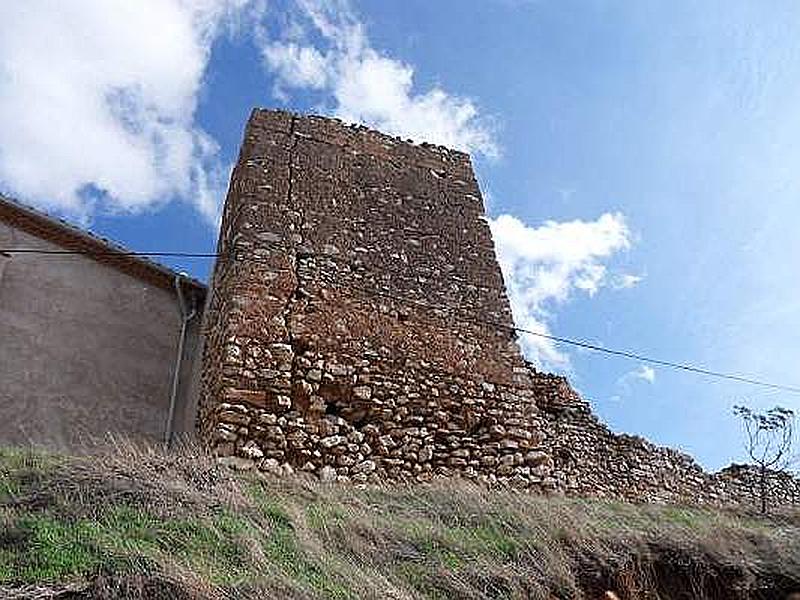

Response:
(199, 109), (552, 485)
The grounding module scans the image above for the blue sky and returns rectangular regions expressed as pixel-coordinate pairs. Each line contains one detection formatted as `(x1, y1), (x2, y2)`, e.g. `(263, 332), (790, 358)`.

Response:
(1, 1), (799, 471)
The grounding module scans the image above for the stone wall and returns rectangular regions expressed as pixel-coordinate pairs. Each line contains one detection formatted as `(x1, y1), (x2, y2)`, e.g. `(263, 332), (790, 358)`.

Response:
(198, 109), (553, 486)
(198, 108), (799, 509)
(716, 463), (800, 509)
(532, 369), (800, 509)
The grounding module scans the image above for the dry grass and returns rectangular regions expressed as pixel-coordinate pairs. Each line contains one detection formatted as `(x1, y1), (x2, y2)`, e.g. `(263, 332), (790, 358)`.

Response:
(1, 441), (799, 599)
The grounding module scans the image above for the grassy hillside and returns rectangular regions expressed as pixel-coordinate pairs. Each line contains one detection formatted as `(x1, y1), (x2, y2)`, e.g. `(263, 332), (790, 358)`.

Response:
(1, 444), (798, 599)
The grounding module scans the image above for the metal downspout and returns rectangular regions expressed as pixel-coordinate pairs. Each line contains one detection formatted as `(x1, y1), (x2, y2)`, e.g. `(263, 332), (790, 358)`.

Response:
(0, 224), (15, 294)
(165, 274), (197, 448)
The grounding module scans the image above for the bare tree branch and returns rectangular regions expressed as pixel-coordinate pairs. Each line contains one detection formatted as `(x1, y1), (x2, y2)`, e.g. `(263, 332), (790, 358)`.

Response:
(733, 404), (796, 514)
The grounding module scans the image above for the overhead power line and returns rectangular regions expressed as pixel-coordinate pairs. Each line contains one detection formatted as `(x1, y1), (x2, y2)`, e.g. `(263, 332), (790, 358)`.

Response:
(518, 330), (800, 394)
(0, 249), (220, 258)
(3, 245), (800, 395)
(341, 281), (800, 395)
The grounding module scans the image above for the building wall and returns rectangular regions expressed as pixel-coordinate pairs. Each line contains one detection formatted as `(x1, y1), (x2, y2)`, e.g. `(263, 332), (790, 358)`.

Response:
(0, 221), (203, 449)
(199, 110), (552, 484)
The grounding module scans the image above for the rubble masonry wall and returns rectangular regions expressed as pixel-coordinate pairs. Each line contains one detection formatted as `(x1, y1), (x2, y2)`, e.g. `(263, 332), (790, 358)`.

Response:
(198, 110), (554, 486)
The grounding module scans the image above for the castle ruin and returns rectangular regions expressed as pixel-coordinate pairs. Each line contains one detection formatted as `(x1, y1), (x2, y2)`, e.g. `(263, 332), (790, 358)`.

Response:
(198, 109), (553, 486)
(195, 110), (800, 509)
(2, 107), (795, 509)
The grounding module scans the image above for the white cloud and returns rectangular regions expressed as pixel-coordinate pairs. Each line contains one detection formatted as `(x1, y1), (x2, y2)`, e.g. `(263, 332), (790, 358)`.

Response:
(264, 43), (329, 90)
(614, 273), (644, 289)
(489, 212), (632, 368)
(0, 0), (496, 221)
(630, 365), (656, 383)
(0, 0), (250, 222)
(615, 364), (656, 399)
(260, 0), (498, 157)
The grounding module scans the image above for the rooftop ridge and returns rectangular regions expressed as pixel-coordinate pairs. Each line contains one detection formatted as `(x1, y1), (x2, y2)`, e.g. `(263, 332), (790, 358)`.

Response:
(0, 194), (207, 294)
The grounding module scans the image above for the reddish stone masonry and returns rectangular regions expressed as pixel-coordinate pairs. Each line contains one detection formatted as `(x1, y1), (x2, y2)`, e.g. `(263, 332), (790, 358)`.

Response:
(198, 109), (553, 486)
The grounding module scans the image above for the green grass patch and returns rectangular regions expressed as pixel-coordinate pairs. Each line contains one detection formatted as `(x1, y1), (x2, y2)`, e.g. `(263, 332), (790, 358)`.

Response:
(443, 521), (520, 560)
(0, 504), (253, 587)
(0, 448), (57, 503)
(394, 562), (457, 600)
(657, 506), (711, 529)
(245, 481), (354, 598)
(0, 514), (104, 583)
(401, 514), (520, 566)
(263, 503), (352, 598)
(97, 505), (249, 585)
(305, 501), (346, 531)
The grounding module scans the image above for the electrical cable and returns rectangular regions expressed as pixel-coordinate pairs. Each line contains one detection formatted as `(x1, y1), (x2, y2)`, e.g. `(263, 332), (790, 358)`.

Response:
(3, 245), (799, 394)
